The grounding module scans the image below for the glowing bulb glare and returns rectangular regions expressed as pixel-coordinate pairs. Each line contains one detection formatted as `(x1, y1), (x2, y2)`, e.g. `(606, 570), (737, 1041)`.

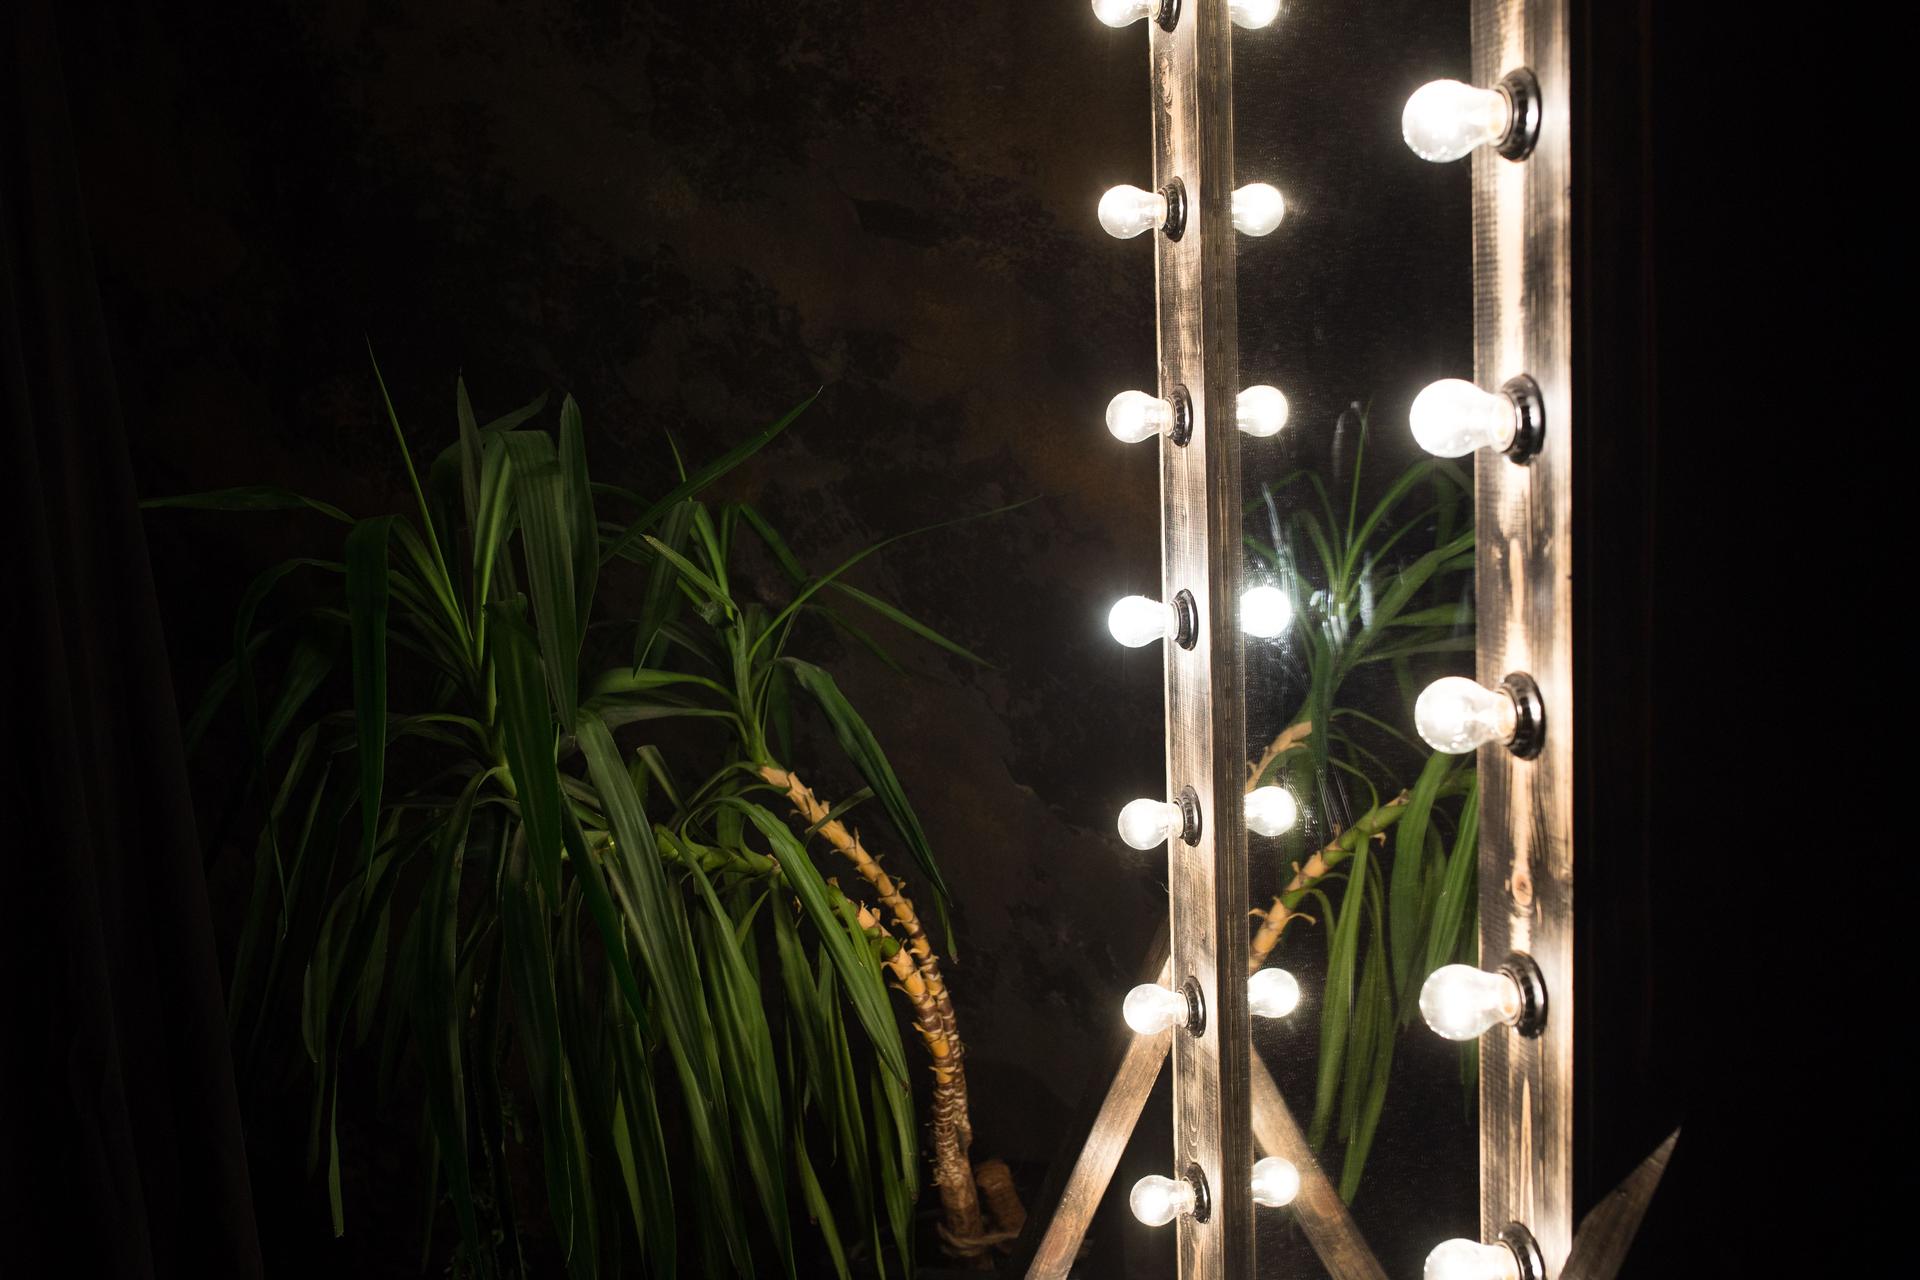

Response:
(1117, 797), (1182, 850)
(1410, 379), (1517, 457)
(1247, 967), (1301, 1019)
(1419, 964), (1522, 1041)
(1231, 183), (1287, 236)
(1244, 785), (1298, 837)
(1099, 185), (1167, 239)
(1424, 1238), (1521, 1280)
(1239, 585), (1292, 639)
(1236, 384), (1290, 438)
(1229, 0), (1283, 28)
(1108, 595), (1176, 648)
(1414, 676), (1517, 754)
(1129, 1174), (1196, 1227)
(1251, 1156), (1300, 1207)
(1402, 80), (1512, 163)
(1123, 983), (1189, 1035)
(1107, 389), (1174, 443)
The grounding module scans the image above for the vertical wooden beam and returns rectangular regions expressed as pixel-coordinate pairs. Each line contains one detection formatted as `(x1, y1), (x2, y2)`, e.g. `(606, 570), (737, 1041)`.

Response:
(1471, 0), (1573, 1270)
(1151, 3), (1250, 1276)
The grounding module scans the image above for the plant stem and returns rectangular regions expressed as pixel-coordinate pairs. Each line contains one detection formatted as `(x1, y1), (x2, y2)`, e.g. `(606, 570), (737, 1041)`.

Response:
(760, 764), (991, 1258)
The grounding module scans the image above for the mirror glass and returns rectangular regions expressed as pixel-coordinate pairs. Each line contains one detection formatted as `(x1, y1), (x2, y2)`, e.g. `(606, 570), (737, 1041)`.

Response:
(1235, 4), (1482, 1275)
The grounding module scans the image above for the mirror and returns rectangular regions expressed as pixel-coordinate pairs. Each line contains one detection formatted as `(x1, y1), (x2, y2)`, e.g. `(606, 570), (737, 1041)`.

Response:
(1234, 3), (1482, 1275)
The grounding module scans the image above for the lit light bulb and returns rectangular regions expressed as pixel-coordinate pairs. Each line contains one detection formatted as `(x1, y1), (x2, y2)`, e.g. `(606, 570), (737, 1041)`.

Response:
(1130, 1173), (1197, 1227)
(1105, 390), (1175, 443)
(1091, 0), (1154, 24)
(1117, 797), (1184, 850)
(1236, 384), (1289, 438)
(1250, 1156), (1300, 1207)
(1410, 379), (1517, 457)
(1108, 595), (1178, 648)
(1244, 785), (1297, 837)
(1419, 964), (1523, 1041)
(1402, 79), (1512, 163)
(1425, 1238), (1521, 1280)
(1231, 183), (1286, 236)
(1123, 982), (1190, 1035)
(1229, 0), (1283, 28)
(1099, 185), (1168, 239)
(1414, 676), (1518, 754)
(1239, 585), (1292, 639)
(1247, 967), (1300, 1019)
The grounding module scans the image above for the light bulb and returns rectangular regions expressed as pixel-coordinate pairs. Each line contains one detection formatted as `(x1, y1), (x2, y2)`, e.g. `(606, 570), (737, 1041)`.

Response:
(1410, 379), (1517, 457)
(1108, 595), (1178, 647)
(1117, 797), (1183, 850)
(1106, 390), (1175, 443)
(1129, 1173), (1197, 1227)
(1424, 1238), (1521, 1280)
(1091, 0), (1154, 26)
(1418, 964), (1522, 1041)
(1247, 967), (1300, 1019)
(1231, 183), (1286, 236)
(1244, 785), (1297, 837)
(1402, 79), (1512, 163)
(1414, 676), (1517, 754)
(1123, 982), (1190, 1035)
(1239, 585), (1292, 639)
(1250, 1156), (1300, 1207)
(1099, 185), (1168, 239)
(1229, 0), (1283, 28)
(1236, 383), (1289, 438)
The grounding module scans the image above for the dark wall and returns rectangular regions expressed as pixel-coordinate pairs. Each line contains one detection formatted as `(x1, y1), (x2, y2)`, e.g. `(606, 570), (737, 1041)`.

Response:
(65, 0), (1179, 1271)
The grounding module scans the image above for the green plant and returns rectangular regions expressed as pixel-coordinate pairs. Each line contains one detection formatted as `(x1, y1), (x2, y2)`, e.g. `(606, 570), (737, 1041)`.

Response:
(1241, 402), (1480, 1202)
(149, 364), (1013, 1277)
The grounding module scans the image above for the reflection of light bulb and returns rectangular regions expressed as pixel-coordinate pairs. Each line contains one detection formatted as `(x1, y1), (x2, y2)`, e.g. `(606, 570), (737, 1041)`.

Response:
(1108, 595), (1177, 648)
(1239, 585), (1292, 639)
(1247, 967), (1300, 1018)
(1419, 964), (1523, 1041)
(1106, 390), (1175, 443)
(1130, 1174), (1197, 1227)
(1425, 1238), (1521, 1280)
(1250, 1156), (1300, 1207)
(1236, 384), (1290, 438)
(1410, 379), (1517, 457)
(1231, 183), (1286, 236)
(1229, 0), (1283, 28)
(1118, 797), (1183, 850)
(1402, 80), (1512, 163)
(1414, 677), (1518, 754)
(1244, 785), (1298, 837)
(1099, 185), (1168, 239)
(1123, 982), (1189, 1035)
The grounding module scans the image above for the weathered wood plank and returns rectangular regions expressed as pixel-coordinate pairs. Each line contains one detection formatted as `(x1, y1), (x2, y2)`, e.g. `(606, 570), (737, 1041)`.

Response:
(1151, 2), (1251, 1276)
(1471, 0), (1573, 1269)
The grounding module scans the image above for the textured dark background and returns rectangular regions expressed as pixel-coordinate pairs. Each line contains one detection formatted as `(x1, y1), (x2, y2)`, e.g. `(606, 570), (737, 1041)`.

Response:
(65, 3), (1172, 1274)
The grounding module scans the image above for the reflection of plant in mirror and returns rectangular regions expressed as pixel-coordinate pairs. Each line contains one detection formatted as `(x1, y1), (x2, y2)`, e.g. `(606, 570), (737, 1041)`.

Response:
(147, 364), (1022, 1277)
(1241, 402), (1479, 1203)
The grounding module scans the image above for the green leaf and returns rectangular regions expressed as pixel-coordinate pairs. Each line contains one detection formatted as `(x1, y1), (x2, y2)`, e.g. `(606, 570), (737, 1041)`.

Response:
(600, 393), (818, 567)
(140, 485), (353, 522)
(504, 432), (582, 730)
(345, 517), (395, 865)
(727, 800), (911, 1085)
(558, 395), (599, 639)
(1389, 752), (1455, 1004)
(488, 600), (565, 901)
(1310, 834), (1369, 1151)
(782, 659), (954, 954)
(689, 863), (796, 1278)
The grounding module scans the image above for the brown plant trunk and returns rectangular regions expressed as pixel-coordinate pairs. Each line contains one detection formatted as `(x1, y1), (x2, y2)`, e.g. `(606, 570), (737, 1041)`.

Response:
(761, 764), (1000, 1259)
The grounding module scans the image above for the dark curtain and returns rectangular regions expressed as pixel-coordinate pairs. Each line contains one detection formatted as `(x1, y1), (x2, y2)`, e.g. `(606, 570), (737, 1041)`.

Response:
(0, 2), (262, 1274)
